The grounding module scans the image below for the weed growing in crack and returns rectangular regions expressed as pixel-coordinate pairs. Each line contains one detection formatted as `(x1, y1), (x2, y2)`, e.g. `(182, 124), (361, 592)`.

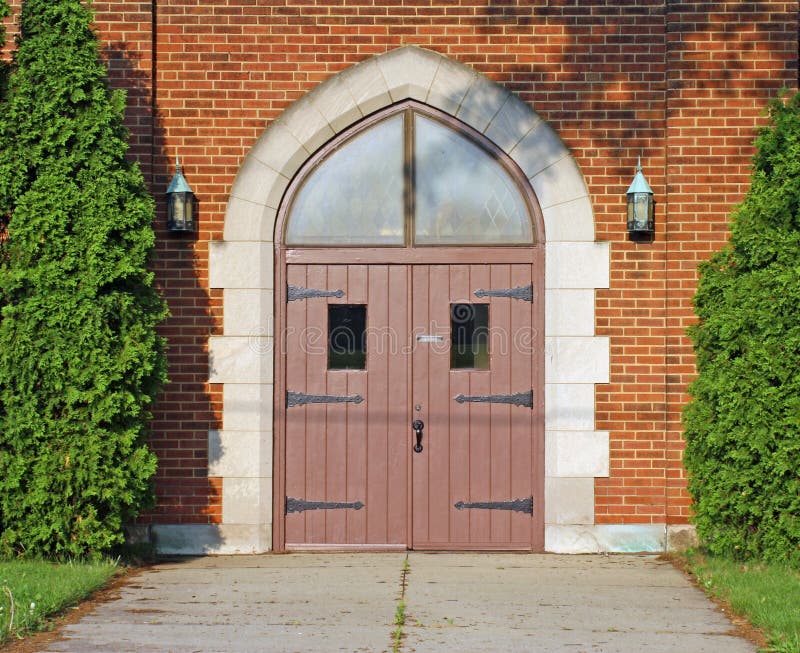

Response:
(391, 554), (410, 653)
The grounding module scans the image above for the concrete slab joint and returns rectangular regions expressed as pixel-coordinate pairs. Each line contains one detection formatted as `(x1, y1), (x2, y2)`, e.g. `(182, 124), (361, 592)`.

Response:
(185, 46), (614, 557)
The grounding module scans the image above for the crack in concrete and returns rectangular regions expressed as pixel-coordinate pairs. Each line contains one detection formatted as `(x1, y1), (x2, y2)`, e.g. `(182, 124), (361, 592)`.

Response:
(390, 554), (410, 653)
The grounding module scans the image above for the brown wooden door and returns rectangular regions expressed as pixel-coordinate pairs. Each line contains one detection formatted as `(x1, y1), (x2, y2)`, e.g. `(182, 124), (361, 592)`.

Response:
(283, 262), (542, 550)
(284, 264), (410, 549)
(410, 264), (539, 550)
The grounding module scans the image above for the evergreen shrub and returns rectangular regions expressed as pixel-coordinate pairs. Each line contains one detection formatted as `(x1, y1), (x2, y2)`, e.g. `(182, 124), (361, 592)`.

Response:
(0, 0), (168, 558)
(684, 91), (800, 567)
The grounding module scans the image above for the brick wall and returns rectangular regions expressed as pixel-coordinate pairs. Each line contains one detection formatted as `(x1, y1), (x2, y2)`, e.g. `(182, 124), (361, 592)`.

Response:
(3, 1), (798, 530)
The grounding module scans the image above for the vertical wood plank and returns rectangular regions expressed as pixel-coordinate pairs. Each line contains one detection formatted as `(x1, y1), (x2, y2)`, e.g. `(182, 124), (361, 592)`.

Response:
(510, 263), (534, 544)
(427, 264), (451, 544)
(489, 264), (512, 544)
(284, 265), (307, 544)
(467, 264), (492, 544)
(304, 265), (329, 543)
(366, 265), (390, 543)
(346, 265), (369, 544)
(386, 265), (409, 543)
(411, 265), (430, 545)
(324, 265), (349, 543)
(448, 265), (471, 544)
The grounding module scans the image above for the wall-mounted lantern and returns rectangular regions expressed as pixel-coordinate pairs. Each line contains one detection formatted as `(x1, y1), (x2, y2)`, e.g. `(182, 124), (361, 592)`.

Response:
(166, 158), (196, 233)
(626, 157), (654, 236)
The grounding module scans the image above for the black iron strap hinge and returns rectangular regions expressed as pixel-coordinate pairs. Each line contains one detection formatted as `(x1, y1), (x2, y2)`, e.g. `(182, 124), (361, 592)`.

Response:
(453, 390), (533, 409)
(286, 497), (365, 514)
(454, 497), (533, 514)
(474, 284), (533, 302)
(286, 391), (364, 408)
(287, 285), (345, 302)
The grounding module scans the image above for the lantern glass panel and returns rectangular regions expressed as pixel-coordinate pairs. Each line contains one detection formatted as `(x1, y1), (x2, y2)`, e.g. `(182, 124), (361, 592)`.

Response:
(635, 193), (648, 226)
(167, 192), (196, 231)
(628, 192), (653, 232)
(183, 193), (194, 226)
(174, 194), (185, 223)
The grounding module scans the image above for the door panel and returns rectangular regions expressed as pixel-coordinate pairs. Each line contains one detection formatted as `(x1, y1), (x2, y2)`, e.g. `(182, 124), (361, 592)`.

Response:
(283, 262), (540, 550)
(285, 264), (409, 548)
(410, 264), (536, 550)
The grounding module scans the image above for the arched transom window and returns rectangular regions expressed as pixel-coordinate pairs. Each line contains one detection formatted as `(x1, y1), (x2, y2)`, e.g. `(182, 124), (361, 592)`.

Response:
(284, 103), (537, 246)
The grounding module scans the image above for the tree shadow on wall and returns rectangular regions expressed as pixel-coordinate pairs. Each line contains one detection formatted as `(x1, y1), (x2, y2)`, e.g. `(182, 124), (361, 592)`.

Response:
(478, 0), (789, 175)
(102, 39), (224, 553)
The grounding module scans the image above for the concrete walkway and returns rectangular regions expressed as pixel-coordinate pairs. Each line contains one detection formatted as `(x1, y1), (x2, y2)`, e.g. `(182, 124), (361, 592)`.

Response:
(45, 553), (754, 653)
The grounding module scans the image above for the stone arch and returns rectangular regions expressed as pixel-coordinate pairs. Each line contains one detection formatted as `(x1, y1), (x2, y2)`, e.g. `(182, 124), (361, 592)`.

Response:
(200, 46), (615, 555)
(223, 45), (594, 243)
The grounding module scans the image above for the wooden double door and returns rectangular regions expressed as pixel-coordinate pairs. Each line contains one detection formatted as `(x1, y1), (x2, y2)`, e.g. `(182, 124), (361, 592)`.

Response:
(281, 261), (543, 550)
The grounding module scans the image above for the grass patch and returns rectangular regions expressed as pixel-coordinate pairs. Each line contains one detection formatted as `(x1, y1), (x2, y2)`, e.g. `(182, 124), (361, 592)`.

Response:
(0, 559), (118, 644)
(682, 551), (800, 653)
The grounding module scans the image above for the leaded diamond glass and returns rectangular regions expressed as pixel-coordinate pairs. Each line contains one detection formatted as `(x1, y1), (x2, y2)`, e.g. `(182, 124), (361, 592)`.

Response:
(286, 115), (405, 245)
(284, 108), (535, 246)
(413, 114), (532, 245)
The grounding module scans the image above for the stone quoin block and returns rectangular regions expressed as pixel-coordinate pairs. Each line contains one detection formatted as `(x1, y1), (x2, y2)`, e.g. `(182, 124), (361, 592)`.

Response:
(545, 242), (611, 290)
(546, 289), (596, 337)
(545, 525), (667, 554)
(208, 336), (273, 385)
(223, 289), (274, 338)
(208, 430), (271, 479)
(209, 241), (274, 290)
(545, 477), (595, 525)
(222, 477), (263, 525)
(545, 384), (597, 432)
(222, 383), (274, 433)
(546, 430), (611, 478)
(545, 337), (611, 385)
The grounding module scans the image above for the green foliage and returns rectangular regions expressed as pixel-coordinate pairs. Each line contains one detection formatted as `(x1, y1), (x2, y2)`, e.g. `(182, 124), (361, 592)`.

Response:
(684, 91), (800, 567)
(0, 0), (167, 558)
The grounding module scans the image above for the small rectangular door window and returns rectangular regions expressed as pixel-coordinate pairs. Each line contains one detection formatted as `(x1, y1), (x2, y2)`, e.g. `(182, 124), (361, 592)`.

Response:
(328, 305), (367, 370)
(450, 303), (489, 369)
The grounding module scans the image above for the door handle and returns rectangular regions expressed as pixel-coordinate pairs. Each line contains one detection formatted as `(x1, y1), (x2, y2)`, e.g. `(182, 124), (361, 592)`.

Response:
(412, 419), (424, 453)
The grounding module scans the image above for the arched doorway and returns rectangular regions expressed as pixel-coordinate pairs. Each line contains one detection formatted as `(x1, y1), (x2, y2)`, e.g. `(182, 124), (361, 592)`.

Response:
(206, 46), (610, 557)
(274, 101), (545, 551)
